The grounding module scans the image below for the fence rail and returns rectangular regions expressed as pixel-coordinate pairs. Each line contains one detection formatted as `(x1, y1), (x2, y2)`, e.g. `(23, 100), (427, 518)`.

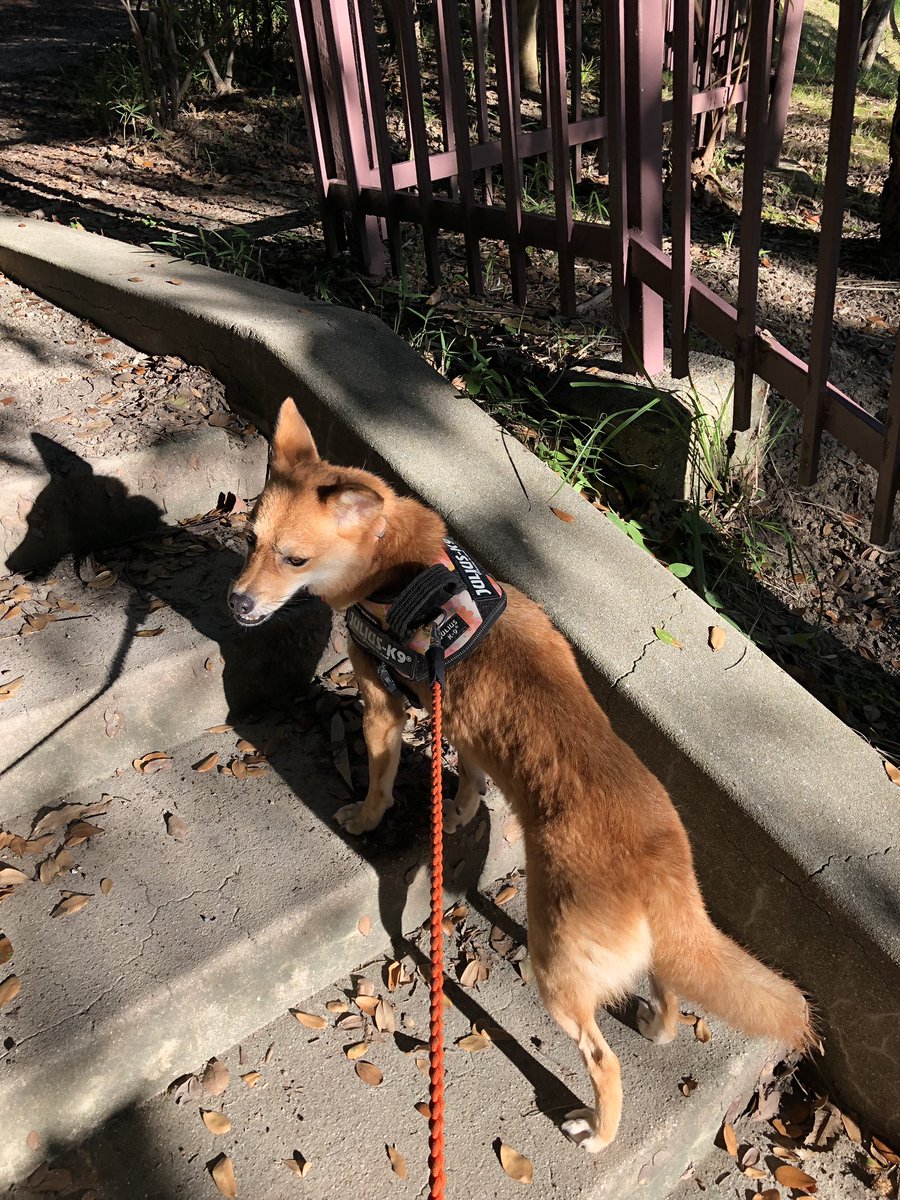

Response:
(289, 0), (900, 543)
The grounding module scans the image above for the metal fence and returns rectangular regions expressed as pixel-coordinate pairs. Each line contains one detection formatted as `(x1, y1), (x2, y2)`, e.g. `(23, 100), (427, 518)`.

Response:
(288, 0), (900, 543)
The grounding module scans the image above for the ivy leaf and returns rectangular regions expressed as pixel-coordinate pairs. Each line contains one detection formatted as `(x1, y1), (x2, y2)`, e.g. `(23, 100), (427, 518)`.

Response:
(668, 562), (693, 579)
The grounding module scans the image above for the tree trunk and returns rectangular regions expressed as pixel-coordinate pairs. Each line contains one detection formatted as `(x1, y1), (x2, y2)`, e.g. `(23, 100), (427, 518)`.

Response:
(517, 0), (540, 93)
(881, 71), (900, 256)
(860, 0), (892, 70)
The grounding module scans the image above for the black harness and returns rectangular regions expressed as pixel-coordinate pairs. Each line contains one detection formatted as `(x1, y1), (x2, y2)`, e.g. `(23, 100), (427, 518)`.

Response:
(346, 538), (506, 697)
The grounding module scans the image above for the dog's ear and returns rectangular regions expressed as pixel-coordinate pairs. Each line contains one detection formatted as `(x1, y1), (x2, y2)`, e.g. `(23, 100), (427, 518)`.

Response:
(320, 480), (384, 529)
(270, 397), (319, 475)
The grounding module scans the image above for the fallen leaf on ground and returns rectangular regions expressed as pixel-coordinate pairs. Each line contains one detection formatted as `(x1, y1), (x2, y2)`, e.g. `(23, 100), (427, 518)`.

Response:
(872, 1137), (900, 1164)
(136, 627), (164, 638)
(202, 1058), (229, 1096)
(374, 999), (396, 1033)
(550, 507), (574, 523)
(292, 1010), (326, 1030)
(680, 1076), (698, 1096)
(415, 1101), (431, 1118)
(0, 935), (11, 964)
(241, 1071), (261, 1087)
(499, 1143), (533, 1184)
(100, 878), (113, 895)
(19, 835), (55, 856)
(284, 1153), (312, 1178)
(0, 676), (24, 701)
(33, 800), (108, 837)
(723, 1122), (738, 1156)
(386, 960), (401, 992)
(654, 627), (683, 649)
(0, 867), (30, 887)
(841, 1112), (862, 1143)
(495, 885), (518, 905)
(51, 893), (92, 917)
(358, 915), (372, 936)
(355, 1061), (383, 1087)
(355, 995), (379, 1016)
(326, 999), (348, 1013)
(708, 626), (726, 651)
(193, 753), (219, 773)
(345, 1042), (369, 1060)
(25, 1164), (73, 1193)
(884, 761), (900, 786)
(774, 1164), (817, 1192)
(25, 1131), (40, 1151)
(210, 1153), (237, 1197)
(458, 1031), (492, 1053)
(206, 725), (233, 734)
(415, 1056), (429, 1077)
(39, 849), (74, 884)
(387, 1145), (407, 1179)
(134, 751), (172, 774)
(0, 975), (21, 1007)
(64, 821), (104, 848)
(165, 812), (188, 841)
(202, 1110), (232, 1135)
(693, 1018), (711, 1043)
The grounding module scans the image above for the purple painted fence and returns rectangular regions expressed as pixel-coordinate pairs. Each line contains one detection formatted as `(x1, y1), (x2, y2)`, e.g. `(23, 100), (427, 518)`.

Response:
(289, 0), (900, 543)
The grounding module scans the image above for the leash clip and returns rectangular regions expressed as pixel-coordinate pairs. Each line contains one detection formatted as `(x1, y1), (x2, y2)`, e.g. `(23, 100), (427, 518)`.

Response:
(425, 625), (446, 688)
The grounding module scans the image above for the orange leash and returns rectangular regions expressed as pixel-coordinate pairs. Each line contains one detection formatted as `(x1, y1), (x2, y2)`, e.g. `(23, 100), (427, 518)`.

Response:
(428, 668), (447, 1199)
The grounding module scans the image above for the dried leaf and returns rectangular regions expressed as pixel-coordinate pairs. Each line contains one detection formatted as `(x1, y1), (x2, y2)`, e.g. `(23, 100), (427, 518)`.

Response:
(387, 1145), (407, 1179)
(336, 1013), (364, 1031)
(64, 821), (104, 848)
(21, 834), (55, 856)
(202, 1058), (229, 1096)
(25, 1164), (73, 1192)
(499, 1143), (533, 1184)
(202, 1110), (232, 1135)
(206, 725), (233, 734)
(459, 959), (484, 988)
(135, 627), (164, 637)
(358, 915), (372, 936)
(872, 1137), (900, 1165)
(39, 849), (74, 884)
(326, 1000), (348, 1013)
(210, 1154), (237, 1197)
(356, 977), (376, 996)
(841, 1112), (862, 1144)
(374, 999), (396, 1033)
(292, 1010), (326, 1030)
(723, 1123), (738, 1156)
(32, 800), (108, 837)
(133, 751), (172, 774)
(0, 974), (21, 1007)
(356, 995), (379, 1016)
(457, 1031), (492, 1052)
(241, 1071), (261, 1087)
(693, 1017), (711, 1043)
(104, 707), (125, 738)
(101, 878), (113, 895)
(284, 1153), (312, 1178)
(0, 675), (25, 701)
(774, 1165), (817, 1192)
(550, 507), (574, 523)
(884, 761), (900, 786)
(680, 1076), (698, 1096)
(51, 893), (91, 917)
(0, 867), (30, 886)
(708, 626), (727, 652)
(415, 1056), (429, 1077)
(26, 1130), (41, 1151)
(0, 935), (11, 964)
(386, 960), (402, 992)
(495, 885), (518, 905)
(355, 1061), (383, 1087)
(345, 1041), (369, 1060)
(165, 812), (188, 841)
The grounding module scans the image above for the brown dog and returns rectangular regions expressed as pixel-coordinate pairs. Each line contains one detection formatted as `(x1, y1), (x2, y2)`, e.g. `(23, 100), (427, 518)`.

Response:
(230, 398), (812, 1151)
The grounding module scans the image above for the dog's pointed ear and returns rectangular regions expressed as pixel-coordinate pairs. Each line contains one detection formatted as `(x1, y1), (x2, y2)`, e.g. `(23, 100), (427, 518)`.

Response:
(270, 397), (319, 475)
(320, 480), (384, 529)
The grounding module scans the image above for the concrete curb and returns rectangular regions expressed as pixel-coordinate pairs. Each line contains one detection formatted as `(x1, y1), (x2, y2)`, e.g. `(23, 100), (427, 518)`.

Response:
(2, 217), (899, 1137)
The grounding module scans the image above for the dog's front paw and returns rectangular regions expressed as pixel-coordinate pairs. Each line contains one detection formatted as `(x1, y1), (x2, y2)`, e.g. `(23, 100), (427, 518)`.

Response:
(334, 802), (383, 835)
(636, 998), (676, 1044)
(444, 801), (474, 835)
(561, 1108), (610, 1153)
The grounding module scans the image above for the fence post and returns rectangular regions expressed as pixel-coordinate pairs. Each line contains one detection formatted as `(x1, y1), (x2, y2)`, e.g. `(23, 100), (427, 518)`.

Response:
(622, 0), (665, 376)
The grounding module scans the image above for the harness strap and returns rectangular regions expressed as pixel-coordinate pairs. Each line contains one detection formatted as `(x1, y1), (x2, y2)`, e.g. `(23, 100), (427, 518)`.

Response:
(388, 565), (464, 641)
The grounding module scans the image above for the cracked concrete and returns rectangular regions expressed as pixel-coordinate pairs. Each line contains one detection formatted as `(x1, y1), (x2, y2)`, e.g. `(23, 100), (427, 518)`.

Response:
(1, 217), (899, 1143)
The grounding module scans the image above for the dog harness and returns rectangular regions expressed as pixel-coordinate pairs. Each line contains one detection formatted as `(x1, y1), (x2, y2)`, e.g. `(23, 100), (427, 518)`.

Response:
(346, 537), (506, 694)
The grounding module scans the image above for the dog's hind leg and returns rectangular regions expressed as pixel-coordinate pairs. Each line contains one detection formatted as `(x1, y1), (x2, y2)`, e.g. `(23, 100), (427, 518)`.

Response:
(335, 651), (406, 835)
(636, 970), (680, 1044)
(545, 995), (623, 1152)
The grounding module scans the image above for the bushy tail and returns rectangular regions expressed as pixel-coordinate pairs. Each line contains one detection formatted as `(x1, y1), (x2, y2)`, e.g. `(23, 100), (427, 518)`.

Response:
(653, 909), (814, 1051)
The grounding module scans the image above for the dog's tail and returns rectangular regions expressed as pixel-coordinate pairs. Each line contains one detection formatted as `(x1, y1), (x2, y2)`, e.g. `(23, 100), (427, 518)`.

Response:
(651, 901), (814, 1051)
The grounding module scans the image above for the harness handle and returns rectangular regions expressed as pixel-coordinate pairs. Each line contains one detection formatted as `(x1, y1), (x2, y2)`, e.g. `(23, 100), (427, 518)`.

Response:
(427, 634), (446, 1200)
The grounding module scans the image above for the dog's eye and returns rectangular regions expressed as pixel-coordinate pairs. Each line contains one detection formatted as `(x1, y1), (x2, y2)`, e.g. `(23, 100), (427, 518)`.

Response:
(245, 530), (257, 548)
(285, 555), (308, 568)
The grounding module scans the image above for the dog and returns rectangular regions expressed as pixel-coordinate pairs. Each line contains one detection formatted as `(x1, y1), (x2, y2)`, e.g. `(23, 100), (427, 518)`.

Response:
(229, 397), (813, 1152)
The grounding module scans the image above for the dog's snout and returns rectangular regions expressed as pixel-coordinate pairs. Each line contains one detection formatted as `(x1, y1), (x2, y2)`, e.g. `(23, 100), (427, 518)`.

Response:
(229, 590), (256, 618)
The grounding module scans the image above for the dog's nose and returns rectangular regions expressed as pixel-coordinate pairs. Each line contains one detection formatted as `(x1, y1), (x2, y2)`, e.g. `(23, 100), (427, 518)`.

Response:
(229, 590), (256, 618)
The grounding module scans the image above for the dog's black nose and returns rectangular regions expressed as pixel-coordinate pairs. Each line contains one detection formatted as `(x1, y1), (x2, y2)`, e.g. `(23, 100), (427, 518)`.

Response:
(229, 590), (255, 618)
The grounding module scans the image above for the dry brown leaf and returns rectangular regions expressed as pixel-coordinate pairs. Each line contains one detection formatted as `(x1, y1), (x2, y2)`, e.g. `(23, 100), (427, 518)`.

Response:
(872, 1137), (900, 1164)
(499, 1143), (534, 1184)
(100, 878), (113, 895)
(21, 835), (55, 856)
(202, 1110), (232, 1135)
(550, 507), (574, 523)
(193, 753), (218, 773)
(345, 1041), (369, 1060)
(495, 884), (518, 905)
(292, 1010), (326, 1030)
(133, 751), (172, 774)
(386, 960), (402, 992)
(0, 935), (12, 964)
(356, 977), (376, 996)
(210, 1153), (237, 1197)
(415, 1056), (429, 1077)
(39, 849), (74, 884)
(206, 724), (233, 734)
(355, 995), (379, 1016)
(241, 1071), (261, 1088)
(774, 1164), (817, 1192)
(841, 1112), (862, 1143)
(165, 812), (188, 841)
(25, 1164), (73, 1193)
(743, 1165), (768, 1180)
(759, 1192), (780, 1200)
(326, 999), (348, 1013)
(387, 1145), (407, 1179)
(32, 801), (107, 837)
(51, 893), (91, 917)
(0, 675), (25, 701)
(355, 1061), (383, 1087)
(0, 867), (30, 887)
(284, 1153), (312, 1178)
(25, 1130), (40, 1151)
(358, 914), (372, 936)
(235, 739), (256, 753)
(708, 626), (727, 652)
(64, 821), (104, 848)
(457, 1031), (492, 1052)
(0, 974), (21, 1007)
(723, 1123), (738, 1156)
(202, 1058), (229, 1096)
(884, 761), (900, 786)
(135, 627), (164, 638)
(693, 1017), (711, 1043)
(374, 999), (396, 1033)
(336, 1013), (364, 1031)
(680, 1076), (698, 1096)
(459, 959), (483, 988)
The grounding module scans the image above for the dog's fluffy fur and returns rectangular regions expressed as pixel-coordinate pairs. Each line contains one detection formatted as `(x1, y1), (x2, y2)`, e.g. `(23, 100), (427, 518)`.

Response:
(231, 398), (813, 1151)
